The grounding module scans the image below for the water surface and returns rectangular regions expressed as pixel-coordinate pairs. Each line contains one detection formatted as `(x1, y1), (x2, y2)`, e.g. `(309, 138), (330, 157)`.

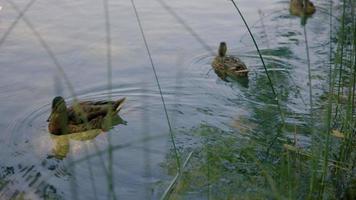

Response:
(0, 0), (339, 199)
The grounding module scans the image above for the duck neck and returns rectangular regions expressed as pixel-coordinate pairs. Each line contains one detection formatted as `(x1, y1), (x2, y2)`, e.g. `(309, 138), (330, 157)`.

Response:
(49, 111), (69, 135)
(218, 49), (226, 57)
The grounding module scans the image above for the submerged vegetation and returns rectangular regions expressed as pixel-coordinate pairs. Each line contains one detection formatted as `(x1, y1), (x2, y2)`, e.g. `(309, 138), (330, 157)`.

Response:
(0, 0), (355, 199)
(162, 0), (356, 199)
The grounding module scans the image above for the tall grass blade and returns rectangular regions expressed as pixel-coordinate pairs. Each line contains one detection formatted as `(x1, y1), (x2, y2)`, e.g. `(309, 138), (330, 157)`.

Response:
(102, 0), (116, 199)
(130, 0), (181, 171)
(156, 0), (214, 54)
(3, 1), (80, 199)
(229, 0), (285, 154)
(320, 0), (335, 197)
(302, 22), (317, 199)
(160, 151), (193, 200)
(4, 0), (77, 97)
(0, 0), (36, 48)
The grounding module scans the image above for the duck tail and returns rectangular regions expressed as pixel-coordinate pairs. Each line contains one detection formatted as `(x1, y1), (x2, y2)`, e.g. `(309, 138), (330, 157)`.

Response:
(113, 97), (126, 115)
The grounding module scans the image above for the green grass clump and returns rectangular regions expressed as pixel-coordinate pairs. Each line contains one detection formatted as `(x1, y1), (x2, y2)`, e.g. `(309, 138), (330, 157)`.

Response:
(161, 1), (355, 199)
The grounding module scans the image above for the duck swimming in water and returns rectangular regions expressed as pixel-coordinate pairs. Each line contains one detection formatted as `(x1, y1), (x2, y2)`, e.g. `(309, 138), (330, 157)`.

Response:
(48, 96), (126, 135)
(212, 42), (248, 79)
(289, 0), (316, 17)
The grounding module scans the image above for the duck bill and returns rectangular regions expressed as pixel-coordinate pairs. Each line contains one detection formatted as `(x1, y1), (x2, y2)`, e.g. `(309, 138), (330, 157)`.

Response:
(47, 113), (52, 122)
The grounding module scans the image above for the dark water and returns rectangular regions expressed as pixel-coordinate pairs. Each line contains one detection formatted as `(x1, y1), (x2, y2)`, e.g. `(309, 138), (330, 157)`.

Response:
(0, 0), (340, 199)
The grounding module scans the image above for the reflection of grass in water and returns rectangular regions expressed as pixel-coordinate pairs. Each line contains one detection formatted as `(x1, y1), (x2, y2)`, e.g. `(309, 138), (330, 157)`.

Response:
(161, 1), (355, 199)
(1, 1), (79, 199)
(1, 0), (355, 199)
(0, 166), (65, 199)
(0, 0), (118, 199)
(102, 0), (116, 198)
(230, 1), (287, 161)
(129, 1), (183, 199)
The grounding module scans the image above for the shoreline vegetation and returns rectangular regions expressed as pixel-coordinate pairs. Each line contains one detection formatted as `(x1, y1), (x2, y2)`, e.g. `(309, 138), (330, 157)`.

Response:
(0, 0), (355, 199)
(162, 0), (355, 199)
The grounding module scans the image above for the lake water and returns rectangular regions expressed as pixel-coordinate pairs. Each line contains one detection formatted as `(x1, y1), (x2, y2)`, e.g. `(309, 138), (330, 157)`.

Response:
(0, 0), (341, 199)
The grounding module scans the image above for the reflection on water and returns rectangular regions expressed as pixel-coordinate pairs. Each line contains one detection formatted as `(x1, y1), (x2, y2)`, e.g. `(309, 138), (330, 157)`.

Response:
(0, 0), (344, 199)
(50, 114), (126, 159)
(51, 134), (70, 159)
(51, 126), (119, 160)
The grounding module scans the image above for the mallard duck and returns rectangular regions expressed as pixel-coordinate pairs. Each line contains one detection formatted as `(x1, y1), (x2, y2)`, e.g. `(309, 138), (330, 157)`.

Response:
(48, 96), (126, 135)
(212, 42), (248, 79)
(290, 0), (316, 17)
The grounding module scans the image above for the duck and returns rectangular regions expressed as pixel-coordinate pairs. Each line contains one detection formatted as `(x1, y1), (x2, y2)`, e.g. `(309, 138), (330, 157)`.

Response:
(48, 96), (126, 135)
(211, 42), (248, 79)
(289, 0), (316, 17)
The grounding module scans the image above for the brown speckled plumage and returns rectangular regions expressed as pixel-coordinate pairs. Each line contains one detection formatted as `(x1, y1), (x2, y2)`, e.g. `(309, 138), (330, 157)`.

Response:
(212, 42), (248, 79)
(48, 96), (125, 135)
(289, 0), (316, 17)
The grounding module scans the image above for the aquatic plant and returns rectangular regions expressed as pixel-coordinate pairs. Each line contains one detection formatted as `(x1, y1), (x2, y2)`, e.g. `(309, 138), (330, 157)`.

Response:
(0, 0), (354, 199)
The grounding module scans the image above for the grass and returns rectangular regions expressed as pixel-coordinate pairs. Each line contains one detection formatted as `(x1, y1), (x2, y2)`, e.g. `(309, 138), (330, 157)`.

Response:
(161, 0), (355, 199)
(0, 1), (120, 199)
(102, 0), (116, 198)
(0, 0), (355, 199)
(130, 0), (181, 173)
(230, 0), (287, 158)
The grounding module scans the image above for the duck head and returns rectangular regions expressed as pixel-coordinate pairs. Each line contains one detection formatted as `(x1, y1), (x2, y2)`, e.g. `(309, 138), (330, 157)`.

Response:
(302, 0), (316, 14)
(218, 42), (227, 57)
(290, 0), (316, 16)
(52, 96), (67, 112)
(48, 96), (69, 135)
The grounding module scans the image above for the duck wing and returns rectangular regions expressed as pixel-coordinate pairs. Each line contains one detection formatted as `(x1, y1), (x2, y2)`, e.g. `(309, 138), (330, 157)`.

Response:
(67, 98), (126, 124)
(79, 97), (125, 112)
(67, 115), (104, 132)
(225, 56), (247, 71)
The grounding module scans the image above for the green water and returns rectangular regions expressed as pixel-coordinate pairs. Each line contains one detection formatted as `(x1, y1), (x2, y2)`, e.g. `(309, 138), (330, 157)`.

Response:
(0, 0), (353, 199)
